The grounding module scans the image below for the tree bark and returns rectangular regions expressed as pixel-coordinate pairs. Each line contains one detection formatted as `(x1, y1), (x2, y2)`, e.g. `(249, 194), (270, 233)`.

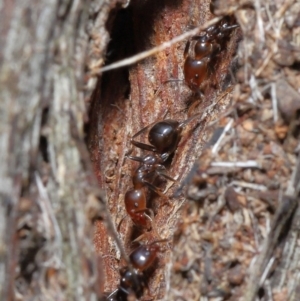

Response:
(2, 0), (300, 300)
(0, 0), (124, 300)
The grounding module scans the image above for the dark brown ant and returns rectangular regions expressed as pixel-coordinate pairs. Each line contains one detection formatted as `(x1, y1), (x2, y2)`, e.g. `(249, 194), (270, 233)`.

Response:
(106, 240), (167, 300)
(130, 114), (202, 163)
(184, 16), (238, 94)
(123, 114), (202, 227)
(123, 116), (199, 230)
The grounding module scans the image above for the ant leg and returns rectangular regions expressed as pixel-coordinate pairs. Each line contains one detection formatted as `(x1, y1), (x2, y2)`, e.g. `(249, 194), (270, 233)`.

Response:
(155, 166), (176, 182)
(222, 24), (239, 32)
(126, 154), (145, 164)
(131, 140), (156, 153)
(106, 289), (118, 300)
(134, 208), (163, 241)
(124, 148), (135, 164)
(145, 209), (162, 240)
(184, 40), (191, 59)
(141, 164), (175, 182)
(130, 208), (153, 230)
(187, 100), (203, 117)
(143, 180), (174, 208)
(191, 35), (203, 40)
(131, 108), (172, 153)
(179, 111), (203, 129)
(117, 215), (129, 231)
(143, 180), (165, 197)
(125, 148), (133, 157)
(130, 122), (159, 153)
(118, 287), (138, 300)
(132, 121), (159, 140)
(126, 157), (176, 183)
(125, 151), (156, 165)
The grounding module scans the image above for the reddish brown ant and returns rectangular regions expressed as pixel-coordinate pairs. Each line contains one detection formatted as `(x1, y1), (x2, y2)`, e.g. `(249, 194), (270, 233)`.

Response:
(124, 164), (157, 229)
(154, 15), (238, 100)
(124, 114), (202, 224)
(121, 113), (202, 233)
(122, 156), (174, 231)
(184, 16), (238, 94)
(106, 240), (167, 300)
(122, 117), (191, 229)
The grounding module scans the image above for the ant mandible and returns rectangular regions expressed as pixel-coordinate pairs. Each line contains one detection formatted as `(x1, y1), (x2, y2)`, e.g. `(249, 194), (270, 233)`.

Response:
(184, 16), (238, 94)
(106, 240), (167, 300)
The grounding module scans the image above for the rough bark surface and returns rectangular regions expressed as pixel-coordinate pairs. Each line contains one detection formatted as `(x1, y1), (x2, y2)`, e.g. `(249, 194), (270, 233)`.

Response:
(1, 0), (300, 300)
(0, 0), (125, 300)
(90, 0), (239, 298)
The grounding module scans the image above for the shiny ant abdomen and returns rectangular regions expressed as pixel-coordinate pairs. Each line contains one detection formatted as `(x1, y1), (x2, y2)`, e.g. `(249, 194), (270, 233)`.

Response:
(124, 162), (171, 229)
(124, 188), (149, 228)
(184, 56), (210, 93)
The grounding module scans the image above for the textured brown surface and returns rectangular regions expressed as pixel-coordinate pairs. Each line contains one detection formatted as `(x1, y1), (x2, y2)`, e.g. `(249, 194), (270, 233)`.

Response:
(89, 0), (239, 299)
(167, 1), (300, 300)
(90, 0), (300, 300)
(0, 0), (126, 300)
(2, 0), (300, 300)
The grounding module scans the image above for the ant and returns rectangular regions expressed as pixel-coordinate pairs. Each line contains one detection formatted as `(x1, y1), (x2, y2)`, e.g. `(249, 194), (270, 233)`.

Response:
(123, 117), (195, 229)
(129, 114), (202, 163)
(124, 163), (160, 230)
(124, 114), (203, 226)
(123, 114), (202, 227)
(122, 154), (175, 232)
(106, 240), (167, 300)
(184, 16), (238, 95)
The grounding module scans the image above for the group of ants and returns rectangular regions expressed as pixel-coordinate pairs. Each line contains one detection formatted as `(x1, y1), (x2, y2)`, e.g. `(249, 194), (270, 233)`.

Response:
(104, 6), (238, 301)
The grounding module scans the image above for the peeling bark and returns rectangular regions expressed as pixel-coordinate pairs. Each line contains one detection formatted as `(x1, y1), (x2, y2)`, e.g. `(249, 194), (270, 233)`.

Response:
(0, 0), (124, 300)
